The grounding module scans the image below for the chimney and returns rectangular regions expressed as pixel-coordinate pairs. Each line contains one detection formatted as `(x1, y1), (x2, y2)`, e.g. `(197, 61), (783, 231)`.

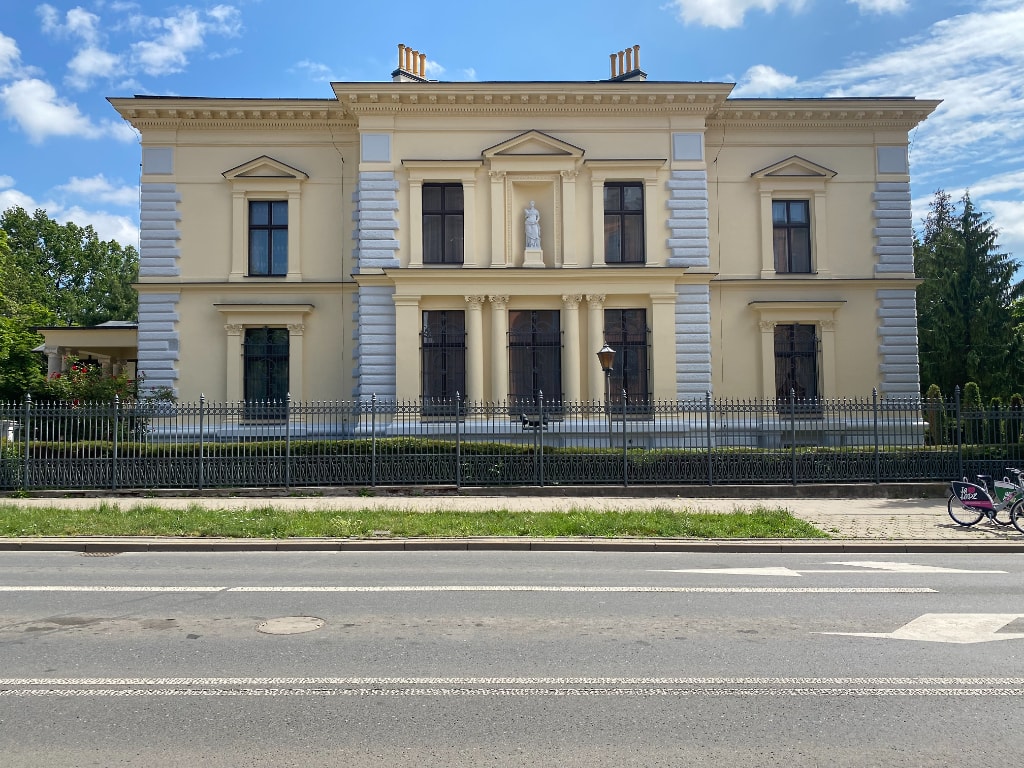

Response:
(608, 45), (646, 81)
(393, 43), (429, 82)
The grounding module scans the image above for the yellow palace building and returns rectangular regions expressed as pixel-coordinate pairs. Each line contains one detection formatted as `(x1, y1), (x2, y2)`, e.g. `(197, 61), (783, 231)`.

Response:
(108, 45), (939, 410)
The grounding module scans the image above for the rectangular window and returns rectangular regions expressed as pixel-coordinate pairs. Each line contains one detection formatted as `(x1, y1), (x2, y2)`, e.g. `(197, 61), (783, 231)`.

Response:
(249, 201), (288, 276)
(243, 327), (289, 418)
(774, 323), (819, 404)
(421, 310), (466, 406)
(423, 183), (464, 264)
(604, 182), (645, 264)
(508, 309), (562, 411)
(772, 200), (811, 273)
(604, 309), (650, 410)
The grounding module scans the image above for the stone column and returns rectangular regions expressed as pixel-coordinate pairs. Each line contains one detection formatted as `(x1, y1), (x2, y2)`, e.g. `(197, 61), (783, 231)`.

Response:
(392, 295), (422, 402)
(489, 171), (507, 267)
(465, 295), (486, 402)
(561, 294), (583, 402)
(44, 346), (62, 376)
(586, 294), (606, 401)
(650, 293), (677, 400)
(463, 178), (478, 267)
(489, 295), (509, 402)
(561, 169), (578, 267)
(287, 323), (305, 401)
(591, 182), (606, 267)
(225, 324), (244, 402)
(408, 179), (423, 267)
(759, 320), (776, 400)
(820, 319), (836, 398)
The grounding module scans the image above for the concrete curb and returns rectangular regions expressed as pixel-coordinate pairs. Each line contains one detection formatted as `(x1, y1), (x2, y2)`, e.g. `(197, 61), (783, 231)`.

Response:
(3, 537), (1022, 554)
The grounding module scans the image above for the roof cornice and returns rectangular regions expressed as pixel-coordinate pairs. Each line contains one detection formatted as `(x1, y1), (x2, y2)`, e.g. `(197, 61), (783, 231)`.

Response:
(331, 81), (735, 117)
(107, 97), (353, 130)
(711, 97), (941, 130)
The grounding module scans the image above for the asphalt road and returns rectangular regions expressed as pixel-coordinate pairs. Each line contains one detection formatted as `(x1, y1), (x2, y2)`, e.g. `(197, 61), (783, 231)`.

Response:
(0, 550), (1022, 767)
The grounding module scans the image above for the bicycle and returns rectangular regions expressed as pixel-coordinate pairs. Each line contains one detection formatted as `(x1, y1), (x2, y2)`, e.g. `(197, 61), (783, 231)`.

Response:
(948, 468), (1024, 527)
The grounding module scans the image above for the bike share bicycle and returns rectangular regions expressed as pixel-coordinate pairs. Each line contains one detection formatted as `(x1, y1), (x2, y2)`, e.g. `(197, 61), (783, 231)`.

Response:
(948, 467), (1024, 533)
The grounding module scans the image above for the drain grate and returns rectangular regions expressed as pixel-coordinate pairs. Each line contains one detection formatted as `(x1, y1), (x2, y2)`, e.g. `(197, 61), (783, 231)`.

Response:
(81, 551), (119, 557)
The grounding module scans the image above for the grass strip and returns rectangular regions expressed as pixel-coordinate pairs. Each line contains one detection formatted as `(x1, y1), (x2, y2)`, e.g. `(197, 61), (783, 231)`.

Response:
(0, 503), (828, 539)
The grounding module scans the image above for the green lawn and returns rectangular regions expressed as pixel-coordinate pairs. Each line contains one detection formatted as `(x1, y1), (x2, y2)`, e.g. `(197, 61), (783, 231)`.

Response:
(0, 502), (828, 539)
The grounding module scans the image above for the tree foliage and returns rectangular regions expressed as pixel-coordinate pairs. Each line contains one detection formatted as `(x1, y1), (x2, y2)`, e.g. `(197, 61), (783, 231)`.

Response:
(915, 190), (1022, 399)
(1, 206), (138, 326)
(0, 206), (139, 401)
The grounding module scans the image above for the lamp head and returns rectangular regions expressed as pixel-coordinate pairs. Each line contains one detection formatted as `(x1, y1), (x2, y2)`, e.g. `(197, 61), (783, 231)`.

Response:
(597, 343), (616, 372)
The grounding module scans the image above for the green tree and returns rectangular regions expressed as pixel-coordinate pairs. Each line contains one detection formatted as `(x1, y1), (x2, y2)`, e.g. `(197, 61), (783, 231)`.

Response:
(0, 207), (139, 400)
(915, 191), (1022, 398)
(0, 206), (138, 326)
(0, 229), (54, 400)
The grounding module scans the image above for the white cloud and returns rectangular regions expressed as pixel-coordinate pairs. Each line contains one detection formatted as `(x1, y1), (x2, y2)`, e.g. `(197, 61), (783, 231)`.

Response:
(0, 185), (38, 213)
(0, 178), (139, 247)
(0, 77), (135, 143)
(0, 31), (25, 79)
(130, 6), (242, 76)
(667, 0), (808, 29)
(848, 0), (908, 12)
(67, 46), (122, 89)
(291, 60), (338, 82)
(57, 175), (139, 207)
(57, 205), (139, 246)
(732, 64), (799, 96)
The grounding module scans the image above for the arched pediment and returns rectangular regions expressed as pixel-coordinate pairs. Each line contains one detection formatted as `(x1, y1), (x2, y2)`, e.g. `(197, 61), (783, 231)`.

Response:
(751, 155), (836, 180)
(482, 130), (585, 160)
(222, 155), (309, 180)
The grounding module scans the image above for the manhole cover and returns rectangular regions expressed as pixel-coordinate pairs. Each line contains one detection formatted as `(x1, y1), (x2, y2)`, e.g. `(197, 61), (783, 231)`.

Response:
(256, 616), (326, 635)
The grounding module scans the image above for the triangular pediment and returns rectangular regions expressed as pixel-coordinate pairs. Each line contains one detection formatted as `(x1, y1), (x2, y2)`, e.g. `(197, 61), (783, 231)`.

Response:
(482, 130), (585, 160)
(751, 155), (836, 180)
(222, 155), (309, 180)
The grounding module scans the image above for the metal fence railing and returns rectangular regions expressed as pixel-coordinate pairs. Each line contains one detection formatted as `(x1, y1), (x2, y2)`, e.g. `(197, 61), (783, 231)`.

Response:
(0, 389), (1017, 491)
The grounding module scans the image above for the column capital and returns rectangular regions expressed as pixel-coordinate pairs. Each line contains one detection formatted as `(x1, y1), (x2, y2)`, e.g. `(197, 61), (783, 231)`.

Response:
(586, 294), (606, 307)
(225, 324), (244, 336)
(465, 295), (487, 308)
(489, 294), (510, 308)
(759, 320), (776, 333)
(287, 323), (305, 335)
(561, 294), (583, 309)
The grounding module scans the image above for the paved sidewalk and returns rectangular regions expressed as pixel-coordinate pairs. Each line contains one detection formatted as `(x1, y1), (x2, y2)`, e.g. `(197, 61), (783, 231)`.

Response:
(3, 491), (1023, 552)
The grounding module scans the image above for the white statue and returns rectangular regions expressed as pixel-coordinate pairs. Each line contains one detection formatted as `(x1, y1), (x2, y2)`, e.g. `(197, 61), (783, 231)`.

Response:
(524, 201), (541, 248)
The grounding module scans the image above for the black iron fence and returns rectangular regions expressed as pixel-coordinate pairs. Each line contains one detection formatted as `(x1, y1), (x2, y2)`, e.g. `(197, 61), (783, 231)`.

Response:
(0, 390), (1018, 491)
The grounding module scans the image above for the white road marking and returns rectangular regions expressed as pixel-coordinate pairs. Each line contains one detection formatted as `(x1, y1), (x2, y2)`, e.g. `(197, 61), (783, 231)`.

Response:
(0, 677), (1019, 697)
(828, 561), (1006, 574)
(823, 614), (1024, 644)
(655, 561), (1008, 577)
(0, 585), (936, 594)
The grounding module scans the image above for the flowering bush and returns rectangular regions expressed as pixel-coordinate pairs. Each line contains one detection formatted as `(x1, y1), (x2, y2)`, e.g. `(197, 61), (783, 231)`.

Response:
(40, 356), (138, 404)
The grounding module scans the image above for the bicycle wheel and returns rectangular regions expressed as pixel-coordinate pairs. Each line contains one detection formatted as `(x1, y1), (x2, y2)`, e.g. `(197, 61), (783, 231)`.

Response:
(991, 502), (1015, 526)
(1012, 500), (1024, 535)
(947, 494), (984, 526)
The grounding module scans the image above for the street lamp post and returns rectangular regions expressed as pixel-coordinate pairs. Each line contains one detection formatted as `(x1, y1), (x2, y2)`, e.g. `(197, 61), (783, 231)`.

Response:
(597, 343), (615, 448)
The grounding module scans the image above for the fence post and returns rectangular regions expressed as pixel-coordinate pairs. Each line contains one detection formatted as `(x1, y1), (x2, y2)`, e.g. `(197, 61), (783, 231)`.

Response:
(955, 385), (963, 480)
(22, 393), (31, 492)
(537, 390), (545, 487)
(198, 394), (205, 492)
(111, 394), (120, 491)
(790, 387), (797, 486)
(872, 388), (880, 484)
(705, 391), (713, 486)
(455, 392), (462, 489)
(284, 392), (292, 490)
(622, 388), (629, 488)
(371, 393), (377, 488)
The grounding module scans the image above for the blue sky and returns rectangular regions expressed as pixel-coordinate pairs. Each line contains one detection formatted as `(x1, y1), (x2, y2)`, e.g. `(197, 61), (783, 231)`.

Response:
(1, 0), (1022, 261)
